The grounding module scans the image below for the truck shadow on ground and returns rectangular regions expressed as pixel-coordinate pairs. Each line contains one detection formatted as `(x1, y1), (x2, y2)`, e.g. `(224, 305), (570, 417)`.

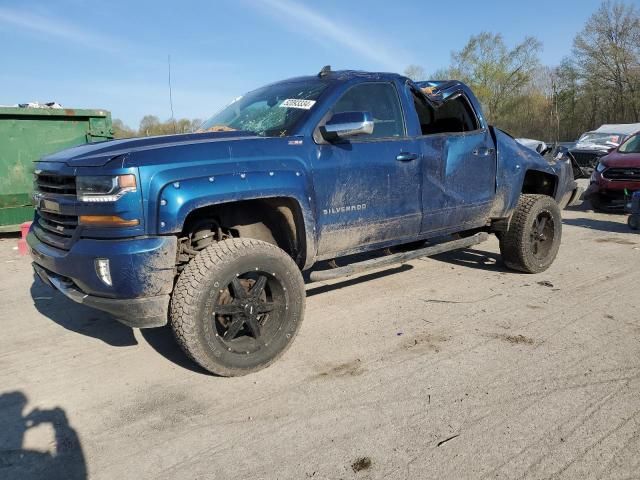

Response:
(0, 391), (86, 480)
(563, 217), (632, 234)
(430, 248), (512, 272)
(139, 327), (210, 375)
(30, 276), (208, 375)
(30, 277), (137, 347)
(304, 264), (413, 297)
(146, 264), (418, 374)
(140, 271), (418, 373)
(27, 245), (520, 375)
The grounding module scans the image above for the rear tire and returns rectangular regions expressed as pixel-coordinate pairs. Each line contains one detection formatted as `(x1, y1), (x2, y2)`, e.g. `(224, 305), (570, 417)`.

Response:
(170, 238), (305, 376)
(499, 194), (562, 273)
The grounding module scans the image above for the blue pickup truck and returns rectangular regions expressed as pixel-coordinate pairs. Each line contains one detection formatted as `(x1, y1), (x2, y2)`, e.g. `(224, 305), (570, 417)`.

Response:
(29, 68), (579, 376)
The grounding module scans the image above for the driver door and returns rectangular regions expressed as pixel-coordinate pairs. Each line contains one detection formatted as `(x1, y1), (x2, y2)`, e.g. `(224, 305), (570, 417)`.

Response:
(310, 82), (422, 258)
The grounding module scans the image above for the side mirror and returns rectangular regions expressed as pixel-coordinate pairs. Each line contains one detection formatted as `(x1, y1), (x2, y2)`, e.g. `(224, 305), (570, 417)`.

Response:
(321, 111), (374, 140)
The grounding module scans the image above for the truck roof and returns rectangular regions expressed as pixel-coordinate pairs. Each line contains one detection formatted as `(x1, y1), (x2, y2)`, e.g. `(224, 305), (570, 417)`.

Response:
(268, 70), (472, 98)
(270, 70), (407, 86)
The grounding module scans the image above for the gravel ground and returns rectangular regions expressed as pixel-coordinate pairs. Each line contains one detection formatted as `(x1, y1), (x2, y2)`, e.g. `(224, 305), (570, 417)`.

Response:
(1, 196), (639, 480)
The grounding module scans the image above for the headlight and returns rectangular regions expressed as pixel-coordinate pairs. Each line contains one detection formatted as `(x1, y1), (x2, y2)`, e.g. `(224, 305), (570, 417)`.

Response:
(596, 162), (607, 173)
(76, 174), (137, 202)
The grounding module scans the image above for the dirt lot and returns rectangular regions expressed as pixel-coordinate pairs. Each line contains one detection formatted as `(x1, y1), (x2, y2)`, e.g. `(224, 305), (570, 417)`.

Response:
(1, 196), (639, 479)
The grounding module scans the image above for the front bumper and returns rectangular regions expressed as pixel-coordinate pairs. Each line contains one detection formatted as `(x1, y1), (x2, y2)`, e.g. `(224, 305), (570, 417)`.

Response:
(584, 177), (640, 210)
(29, 232), (177, 328)
(33, 263), (170, 327)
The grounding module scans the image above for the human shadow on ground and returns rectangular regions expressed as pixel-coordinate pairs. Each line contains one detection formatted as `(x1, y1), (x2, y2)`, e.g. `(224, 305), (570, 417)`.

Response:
(0, 391), (86, 480)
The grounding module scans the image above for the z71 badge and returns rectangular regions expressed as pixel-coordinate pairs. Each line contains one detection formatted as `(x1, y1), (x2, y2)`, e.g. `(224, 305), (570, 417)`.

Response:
(322, 204), (367, 215)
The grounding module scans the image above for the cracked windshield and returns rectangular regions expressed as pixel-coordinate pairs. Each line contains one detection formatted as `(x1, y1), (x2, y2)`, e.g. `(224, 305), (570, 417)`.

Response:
(199, 80), (327, 137)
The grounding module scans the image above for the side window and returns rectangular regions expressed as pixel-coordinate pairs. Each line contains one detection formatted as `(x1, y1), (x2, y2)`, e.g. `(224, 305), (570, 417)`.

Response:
(332, 83), (404, 138)
(410, 88), (480, 135)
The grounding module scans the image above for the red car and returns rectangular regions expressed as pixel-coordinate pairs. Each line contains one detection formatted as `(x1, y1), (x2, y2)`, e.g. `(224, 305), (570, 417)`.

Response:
(585, 131), (640, 210)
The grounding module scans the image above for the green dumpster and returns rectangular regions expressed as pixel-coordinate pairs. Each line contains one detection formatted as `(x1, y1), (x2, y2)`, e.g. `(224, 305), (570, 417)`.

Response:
(0, 107), (113, 232)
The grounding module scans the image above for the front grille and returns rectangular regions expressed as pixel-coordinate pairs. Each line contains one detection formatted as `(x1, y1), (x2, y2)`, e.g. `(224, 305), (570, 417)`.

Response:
(570, 151), (602, 169)
(38, 211), (78, 237)
(33, 172), (78, 250)
(603, 168), (640, 182)
(35, 211), (78, 250)
(35, 172), (76, 195)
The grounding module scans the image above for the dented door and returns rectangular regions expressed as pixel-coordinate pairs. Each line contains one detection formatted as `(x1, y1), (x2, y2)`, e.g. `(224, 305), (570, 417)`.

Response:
(419, 131), (496, 233)
(440, 130), (497, 226)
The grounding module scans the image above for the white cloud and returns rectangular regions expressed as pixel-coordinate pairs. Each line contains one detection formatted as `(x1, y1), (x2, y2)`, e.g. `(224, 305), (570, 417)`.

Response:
(255, 0), (410, 71)
(0, 6), (123, 54)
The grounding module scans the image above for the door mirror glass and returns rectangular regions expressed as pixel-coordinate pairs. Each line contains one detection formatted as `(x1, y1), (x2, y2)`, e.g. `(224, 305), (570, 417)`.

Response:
(321, 111), (374, 140)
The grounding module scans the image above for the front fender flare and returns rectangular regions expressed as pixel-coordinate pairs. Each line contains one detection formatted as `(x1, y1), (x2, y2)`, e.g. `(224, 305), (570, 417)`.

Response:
(156, 171), (317, 268)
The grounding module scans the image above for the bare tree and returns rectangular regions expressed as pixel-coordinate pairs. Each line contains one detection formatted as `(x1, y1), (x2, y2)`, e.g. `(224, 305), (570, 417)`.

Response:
(112, 119), (136, 139)
(404, 65), (426, 81)
(573, 0), (640, 121)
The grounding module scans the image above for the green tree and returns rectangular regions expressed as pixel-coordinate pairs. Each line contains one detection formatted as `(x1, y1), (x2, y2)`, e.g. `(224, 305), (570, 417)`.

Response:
(405, 1), (639, 141)
(446, 32), (542, 125)
(136, 115), (202, 136)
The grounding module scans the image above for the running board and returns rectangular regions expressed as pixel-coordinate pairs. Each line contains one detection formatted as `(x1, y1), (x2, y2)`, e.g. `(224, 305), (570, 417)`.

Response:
(309, 232), (489, 283)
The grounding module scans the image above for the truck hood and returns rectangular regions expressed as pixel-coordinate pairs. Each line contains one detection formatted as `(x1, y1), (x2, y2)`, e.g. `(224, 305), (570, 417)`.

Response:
(600, 151), (640, 168)
(40, 131), (258, 167)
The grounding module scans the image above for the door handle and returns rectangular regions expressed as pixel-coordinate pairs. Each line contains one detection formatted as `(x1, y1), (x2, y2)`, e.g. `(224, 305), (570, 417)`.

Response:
(473, 147), (495, 157)
(396, 152), (419, 162)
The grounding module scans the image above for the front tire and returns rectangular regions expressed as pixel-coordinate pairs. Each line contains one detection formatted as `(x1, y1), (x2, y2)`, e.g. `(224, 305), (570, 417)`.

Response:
(629, 214), (640, 231)
(499, 194), (562, 273)
(170, 238), (305, 376)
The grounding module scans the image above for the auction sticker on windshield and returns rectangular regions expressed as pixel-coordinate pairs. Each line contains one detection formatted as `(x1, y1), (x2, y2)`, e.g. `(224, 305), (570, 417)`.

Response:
(280, 99), (316, 110)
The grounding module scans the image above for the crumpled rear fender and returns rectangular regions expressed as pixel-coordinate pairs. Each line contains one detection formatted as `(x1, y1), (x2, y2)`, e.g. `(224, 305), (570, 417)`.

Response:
(491, 128), (574, 216)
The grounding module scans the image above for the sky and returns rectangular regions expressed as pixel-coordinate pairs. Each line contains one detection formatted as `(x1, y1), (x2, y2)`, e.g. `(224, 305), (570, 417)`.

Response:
(0, 0), (606, 128)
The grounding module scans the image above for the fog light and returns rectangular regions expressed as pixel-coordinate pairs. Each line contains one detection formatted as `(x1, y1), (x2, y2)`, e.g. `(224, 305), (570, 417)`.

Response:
(95, 258), (112, 286)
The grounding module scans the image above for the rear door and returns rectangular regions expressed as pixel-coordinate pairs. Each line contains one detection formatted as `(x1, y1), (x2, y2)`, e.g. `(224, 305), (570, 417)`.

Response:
(311, 82), (422, 257)
(409, 86), (496, 233)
